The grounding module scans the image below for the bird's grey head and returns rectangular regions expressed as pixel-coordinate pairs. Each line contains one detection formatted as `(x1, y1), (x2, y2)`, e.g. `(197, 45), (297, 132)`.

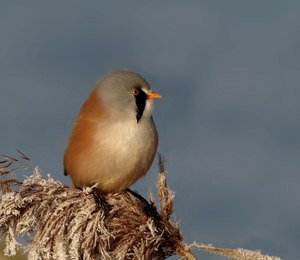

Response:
(95, 71), (154, 123)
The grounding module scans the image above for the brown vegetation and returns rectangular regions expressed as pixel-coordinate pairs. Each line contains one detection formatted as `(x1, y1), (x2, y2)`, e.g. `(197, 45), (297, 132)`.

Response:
(0, 153), (281, 259)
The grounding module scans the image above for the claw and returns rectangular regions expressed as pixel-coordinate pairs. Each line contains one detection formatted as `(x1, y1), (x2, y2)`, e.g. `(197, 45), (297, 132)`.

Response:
(92, 187), (110, 215)
(126, 189), (162, 226)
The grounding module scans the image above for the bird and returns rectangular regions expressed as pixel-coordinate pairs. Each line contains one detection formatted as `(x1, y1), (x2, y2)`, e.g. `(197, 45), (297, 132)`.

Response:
(64, 70), (161, 194)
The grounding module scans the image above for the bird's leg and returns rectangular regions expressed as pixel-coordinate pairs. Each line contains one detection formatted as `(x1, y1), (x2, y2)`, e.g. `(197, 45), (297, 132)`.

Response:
(126, 188), (162, 226)
(92, 187), (110, 215)
(126, 188), (148, 204)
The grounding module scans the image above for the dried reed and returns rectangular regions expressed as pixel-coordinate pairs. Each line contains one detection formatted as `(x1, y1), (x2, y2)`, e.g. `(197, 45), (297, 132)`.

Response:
(0, 153), (281, 260)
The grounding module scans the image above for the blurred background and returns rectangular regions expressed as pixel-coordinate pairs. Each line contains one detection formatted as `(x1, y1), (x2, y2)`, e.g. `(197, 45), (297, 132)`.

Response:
(1, 1), (300, 259)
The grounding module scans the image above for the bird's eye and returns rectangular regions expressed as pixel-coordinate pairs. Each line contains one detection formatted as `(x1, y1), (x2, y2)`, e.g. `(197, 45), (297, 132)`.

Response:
(132, 88), (140, 96)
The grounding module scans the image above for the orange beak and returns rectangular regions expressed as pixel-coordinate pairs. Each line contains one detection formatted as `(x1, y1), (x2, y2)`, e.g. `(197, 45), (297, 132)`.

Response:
(147, 90), (162, 100)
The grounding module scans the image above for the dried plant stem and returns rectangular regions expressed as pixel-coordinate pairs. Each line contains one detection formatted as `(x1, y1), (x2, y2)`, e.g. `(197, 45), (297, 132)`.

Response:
(0, 154), (281, 260)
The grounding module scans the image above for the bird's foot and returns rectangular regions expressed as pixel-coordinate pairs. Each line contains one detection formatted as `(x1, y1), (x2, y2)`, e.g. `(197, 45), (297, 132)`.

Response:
(126, 189), (162, 226)
(92, 187), (110, 215)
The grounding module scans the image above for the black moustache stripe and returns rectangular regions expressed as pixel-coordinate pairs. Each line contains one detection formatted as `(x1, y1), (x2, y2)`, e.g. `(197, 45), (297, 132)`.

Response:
(134, 90), (147, 122)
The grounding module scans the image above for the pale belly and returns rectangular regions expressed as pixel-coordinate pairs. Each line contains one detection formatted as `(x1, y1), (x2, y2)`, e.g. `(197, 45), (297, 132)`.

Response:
(71, 119), (158, 192)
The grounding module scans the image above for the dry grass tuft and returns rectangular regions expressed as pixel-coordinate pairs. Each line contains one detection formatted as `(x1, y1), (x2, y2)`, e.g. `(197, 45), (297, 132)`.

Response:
(0, 153), (281, 260)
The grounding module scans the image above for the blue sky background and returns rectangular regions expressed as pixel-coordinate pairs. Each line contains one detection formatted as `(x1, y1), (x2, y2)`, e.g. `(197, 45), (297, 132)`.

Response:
(1, 2), (300, 259)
